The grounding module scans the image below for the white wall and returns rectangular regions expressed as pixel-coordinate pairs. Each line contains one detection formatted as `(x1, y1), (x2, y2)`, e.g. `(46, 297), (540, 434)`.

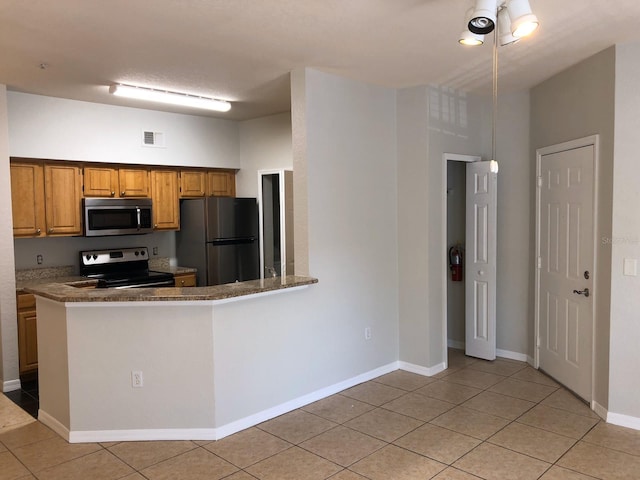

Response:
(0, 86), (19, 389)
(530, 47), (615, 409)
(8, 92), (239, 168)
(291, 67), (400, 376)
(236, 113), (292, 198)
(609, 42), (640, 421)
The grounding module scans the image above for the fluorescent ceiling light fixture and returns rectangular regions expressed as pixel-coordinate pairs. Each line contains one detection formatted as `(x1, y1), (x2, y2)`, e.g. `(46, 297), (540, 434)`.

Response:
(468, 0), (498, 35)
(460, 8), (484, 45)
(506, 0), (539, 37)
(109, 84), (231, 112)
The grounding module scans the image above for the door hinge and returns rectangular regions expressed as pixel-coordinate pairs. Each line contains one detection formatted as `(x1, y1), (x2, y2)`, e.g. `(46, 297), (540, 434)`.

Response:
(537, 176), (543, 187)
(537, 256), (542, 269)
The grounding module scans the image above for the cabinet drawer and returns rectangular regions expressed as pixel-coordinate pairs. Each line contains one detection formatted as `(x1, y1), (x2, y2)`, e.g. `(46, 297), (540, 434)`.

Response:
(17, 293), (36, 310)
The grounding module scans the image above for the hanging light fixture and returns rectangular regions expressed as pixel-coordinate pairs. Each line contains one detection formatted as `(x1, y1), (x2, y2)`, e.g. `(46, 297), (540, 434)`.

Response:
(459, 8), (485, 46)
(109, 84), (232, 112)
(460, 0), (539, 46)
(468, 0), (498, 35)
(506, 0), (539, 38)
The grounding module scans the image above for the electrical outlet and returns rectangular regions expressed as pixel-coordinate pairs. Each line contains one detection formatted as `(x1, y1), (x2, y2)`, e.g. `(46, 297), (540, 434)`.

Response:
(131, 371), (144, 388)
(152, 246), (158, 255)
(36, 254), (43, 265)
(364, 327), (372, 340)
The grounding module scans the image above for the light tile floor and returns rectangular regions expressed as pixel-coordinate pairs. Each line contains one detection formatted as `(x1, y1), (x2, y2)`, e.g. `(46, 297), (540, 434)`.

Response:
(2, 349), (640, 479)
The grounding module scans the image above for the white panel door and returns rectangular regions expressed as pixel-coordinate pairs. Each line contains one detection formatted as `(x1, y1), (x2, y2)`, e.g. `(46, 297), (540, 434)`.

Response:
(465, 161), (497, 360)
(537, 145), (594, 401)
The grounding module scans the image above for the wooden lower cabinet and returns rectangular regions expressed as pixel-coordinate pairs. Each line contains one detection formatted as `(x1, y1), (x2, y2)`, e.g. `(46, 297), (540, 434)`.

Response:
(17, 293), (38, 375)
(174, 272), (197, 287)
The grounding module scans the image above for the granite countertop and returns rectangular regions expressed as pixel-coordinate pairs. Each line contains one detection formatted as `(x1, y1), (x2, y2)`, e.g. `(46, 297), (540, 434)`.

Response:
(24, 275), (318, 303)
(15, 262), (197, 293)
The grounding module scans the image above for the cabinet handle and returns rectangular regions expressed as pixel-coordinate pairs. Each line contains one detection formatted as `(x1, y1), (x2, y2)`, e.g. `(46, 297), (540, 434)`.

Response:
(111, 191), (115, 196)
(36, 228), (41, 234)
(181, 280), (185, 286)
(48, 228), (54, 233)
(121, 191), (125, 196)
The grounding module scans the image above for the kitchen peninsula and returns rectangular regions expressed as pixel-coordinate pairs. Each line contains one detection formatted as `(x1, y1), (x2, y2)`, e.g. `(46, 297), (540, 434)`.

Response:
(25, 275), (318, 443)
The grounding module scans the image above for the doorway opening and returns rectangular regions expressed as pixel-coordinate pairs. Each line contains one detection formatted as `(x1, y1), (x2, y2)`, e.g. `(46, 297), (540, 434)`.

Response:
(442, 153), (481, 367)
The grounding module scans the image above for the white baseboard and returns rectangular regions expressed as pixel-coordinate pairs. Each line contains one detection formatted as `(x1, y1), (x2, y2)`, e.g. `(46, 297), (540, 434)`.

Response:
(496, 349), (528, 362)
(43, 361), (400, 443)
(592, 401), (608, 421)
(606, 411), (640, 431)
(526, 355), (535, 367)
(398, 361), (446, 377)
(3, 379), (21, 393)
(38, 410), (70, 441)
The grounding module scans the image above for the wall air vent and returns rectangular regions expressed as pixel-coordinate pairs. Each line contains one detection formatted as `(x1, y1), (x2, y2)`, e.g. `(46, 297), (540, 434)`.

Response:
(142, 130), (165, 148)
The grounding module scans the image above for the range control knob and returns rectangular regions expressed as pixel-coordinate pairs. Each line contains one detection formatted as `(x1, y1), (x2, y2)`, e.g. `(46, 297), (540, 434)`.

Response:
(135, 251), (139, 256)
(140, 250), (145, 256)
(92, 254), (98, 260)
(85, 254), (91, 261)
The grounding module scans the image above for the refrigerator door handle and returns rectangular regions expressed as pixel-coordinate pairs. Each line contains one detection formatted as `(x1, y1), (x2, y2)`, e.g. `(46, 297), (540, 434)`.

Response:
(209, 237), (256, 246)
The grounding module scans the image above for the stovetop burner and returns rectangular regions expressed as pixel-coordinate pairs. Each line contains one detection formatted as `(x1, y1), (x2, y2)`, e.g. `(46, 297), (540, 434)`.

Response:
(79, 247), (174, 289)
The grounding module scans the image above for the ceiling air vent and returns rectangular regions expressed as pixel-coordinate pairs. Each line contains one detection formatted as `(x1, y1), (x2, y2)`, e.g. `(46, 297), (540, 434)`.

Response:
(142, 130), (165, 148)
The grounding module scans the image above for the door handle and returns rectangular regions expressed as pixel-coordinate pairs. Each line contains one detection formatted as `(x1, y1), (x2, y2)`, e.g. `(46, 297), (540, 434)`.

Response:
(573, 288), (590, 298)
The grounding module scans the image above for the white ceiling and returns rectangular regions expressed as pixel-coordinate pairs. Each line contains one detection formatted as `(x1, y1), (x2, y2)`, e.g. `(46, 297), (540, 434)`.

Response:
(2, 0), (640, 120)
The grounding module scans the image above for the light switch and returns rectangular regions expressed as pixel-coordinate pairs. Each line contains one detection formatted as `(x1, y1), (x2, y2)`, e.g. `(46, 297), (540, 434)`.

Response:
(623, 258), (637, 277)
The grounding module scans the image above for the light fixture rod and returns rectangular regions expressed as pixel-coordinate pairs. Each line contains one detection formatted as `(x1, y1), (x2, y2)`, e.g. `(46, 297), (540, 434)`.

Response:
(492, 22), (498, 163)
(109, 84), (231, 112)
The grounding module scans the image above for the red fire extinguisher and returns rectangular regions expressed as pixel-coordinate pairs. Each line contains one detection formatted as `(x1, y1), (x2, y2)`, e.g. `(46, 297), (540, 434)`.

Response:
(449, 244), (464, 282)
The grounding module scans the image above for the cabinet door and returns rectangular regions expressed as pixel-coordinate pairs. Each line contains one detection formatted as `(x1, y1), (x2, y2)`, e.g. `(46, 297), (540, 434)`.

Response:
(180, 171), (207, 197)
(10, 162), (45, 237)
(83, 166), (118, 197)
(174, 273), (197, 287)
(17, 294), (38, 375)
(119, 168), (150, 197)
(44, 164), (83, 235)
(207, 171), (236, 197)
(151, 170), (180, 230)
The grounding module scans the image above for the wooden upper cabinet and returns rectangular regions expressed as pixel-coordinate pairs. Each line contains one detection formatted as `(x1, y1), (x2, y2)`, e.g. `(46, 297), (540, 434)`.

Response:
(150, 170), (180, 230)
(83, 166), (118, 197)
(180, 170), (207, 197)
(118, 167), (150, 197)
(207, 170), (236, 197)
(10, 162), (46, 237)
(44, 163), (83, 236)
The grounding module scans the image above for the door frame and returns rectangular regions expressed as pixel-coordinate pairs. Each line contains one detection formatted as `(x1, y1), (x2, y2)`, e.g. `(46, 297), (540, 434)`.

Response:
(534, 135), (599, 403)
(441, 153), (481, 367)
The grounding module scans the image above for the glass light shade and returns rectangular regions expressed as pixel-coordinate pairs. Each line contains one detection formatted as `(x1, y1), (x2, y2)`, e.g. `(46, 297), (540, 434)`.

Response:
(459, 30), (484, 46)
(511, 13), (539, 37)
(109, 84), (231, 112)
(507, 0), (539, 37)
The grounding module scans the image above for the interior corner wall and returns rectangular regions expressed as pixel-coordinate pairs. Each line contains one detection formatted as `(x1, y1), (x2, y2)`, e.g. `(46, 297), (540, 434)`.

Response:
(290, 67), (400, 375)
(236, 112), (293, 198)
(609, 42), (640, 421)
(0, 85), (19, 389)
(530, 46), (615, 410)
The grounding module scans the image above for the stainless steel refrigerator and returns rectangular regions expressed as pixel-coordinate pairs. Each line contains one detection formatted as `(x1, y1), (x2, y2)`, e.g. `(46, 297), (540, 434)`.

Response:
(176, 197), (259, 286)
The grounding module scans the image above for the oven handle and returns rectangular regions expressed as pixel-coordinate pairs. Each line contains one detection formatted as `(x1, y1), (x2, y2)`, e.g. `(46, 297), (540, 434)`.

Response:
(136, 206), (141, 231)
(111, 280), (175, 289)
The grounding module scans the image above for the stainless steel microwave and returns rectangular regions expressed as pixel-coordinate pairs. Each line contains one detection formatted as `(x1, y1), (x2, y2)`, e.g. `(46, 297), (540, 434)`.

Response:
(83, 198), (154, 236)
